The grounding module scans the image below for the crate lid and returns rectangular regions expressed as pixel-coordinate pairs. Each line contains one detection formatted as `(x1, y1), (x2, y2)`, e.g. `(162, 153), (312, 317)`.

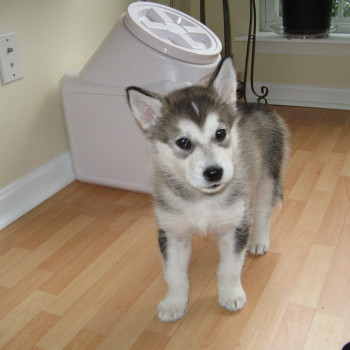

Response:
(124, 2), (222, 64)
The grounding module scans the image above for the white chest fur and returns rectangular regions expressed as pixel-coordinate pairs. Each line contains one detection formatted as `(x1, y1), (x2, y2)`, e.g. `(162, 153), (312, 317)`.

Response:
(155, 194), (246, 237)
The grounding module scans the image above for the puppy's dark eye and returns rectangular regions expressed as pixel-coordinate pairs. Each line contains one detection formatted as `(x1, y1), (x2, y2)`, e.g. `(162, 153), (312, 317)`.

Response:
(216, 129), (226, 141)
(176, 138), (192, 150)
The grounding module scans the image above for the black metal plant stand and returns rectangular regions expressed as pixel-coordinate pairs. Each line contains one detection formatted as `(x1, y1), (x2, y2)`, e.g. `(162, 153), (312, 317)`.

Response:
(200, 0), (269, 104)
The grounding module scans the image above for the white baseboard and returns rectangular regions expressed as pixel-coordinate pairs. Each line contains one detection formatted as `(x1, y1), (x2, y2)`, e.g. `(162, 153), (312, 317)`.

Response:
(246, 83), (350, 110)
(0, 151), (75, 230)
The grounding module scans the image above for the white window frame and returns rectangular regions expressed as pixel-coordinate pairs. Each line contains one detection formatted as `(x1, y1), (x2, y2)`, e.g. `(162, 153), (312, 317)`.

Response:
(261, 0), (350, 33)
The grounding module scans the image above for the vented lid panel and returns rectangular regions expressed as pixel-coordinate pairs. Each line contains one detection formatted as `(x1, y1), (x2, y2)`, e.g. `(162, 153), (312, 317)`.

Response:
(124, 2), (221, 64)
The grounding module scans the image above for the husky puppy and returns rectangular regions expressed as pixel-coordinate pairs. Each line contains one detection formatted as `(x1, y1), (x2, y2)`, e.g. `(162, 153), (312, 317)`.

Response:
(126, 56), (289, 322)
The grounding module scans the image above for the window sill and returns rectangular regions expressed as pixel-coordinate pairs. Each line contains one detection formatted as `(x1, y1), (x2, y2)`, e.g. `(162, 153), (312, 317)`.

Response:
(236, 33), (350, 57)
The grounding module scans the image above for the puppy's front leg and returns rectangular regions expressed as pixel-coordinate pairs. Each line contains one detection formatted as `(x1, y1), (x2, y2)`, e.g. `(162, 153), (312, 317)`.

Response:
(157, 229), (192, 322)
(217, 227), (248, 312)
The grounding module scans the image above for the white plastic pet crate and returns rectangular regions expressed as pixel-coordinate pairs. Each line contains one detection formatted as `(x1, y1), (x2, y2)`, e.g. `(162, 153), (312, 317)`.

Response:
(62, 1), (222, 193)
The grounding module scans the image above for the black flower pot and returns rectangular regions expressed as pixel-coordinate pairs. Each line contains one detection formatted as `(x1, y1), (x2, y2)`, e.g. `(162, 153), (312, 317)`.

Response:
(282, 0), (333, 35)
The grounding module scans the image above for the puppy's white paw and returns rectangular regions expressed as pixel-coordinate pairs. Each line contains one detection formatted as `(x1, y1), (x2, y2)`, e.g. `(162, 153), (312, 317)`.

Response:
(249, 234), (270, 255)
(249, 241), (269, 255)
(218, 285), (247, 312)
(157, 296), (187, 322)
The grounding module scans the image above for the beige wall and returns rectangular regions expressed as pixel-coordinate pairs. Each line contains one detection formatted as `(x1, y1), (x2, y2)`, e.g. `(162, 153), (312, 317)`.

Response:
(0, 0), (132, 189)
(0, 0), (186, 190)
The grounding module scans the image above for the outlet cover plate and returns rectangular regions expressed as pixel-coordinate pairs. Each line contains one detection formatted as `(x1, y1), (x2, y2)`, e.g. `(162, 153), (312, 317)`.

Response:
(0, 32), (24, 84)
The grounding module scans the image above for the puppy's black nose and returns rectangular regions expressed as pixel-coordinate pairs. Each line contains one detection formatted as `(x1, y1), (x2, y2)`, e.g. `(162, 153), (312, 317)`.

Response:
(203, 166), (223, 182)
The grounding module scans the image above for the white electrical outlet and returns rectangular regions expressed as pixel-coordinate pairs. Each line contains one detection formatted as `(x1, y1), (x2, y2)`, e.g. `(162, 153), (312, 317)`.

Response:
(0, 32), (24, 85)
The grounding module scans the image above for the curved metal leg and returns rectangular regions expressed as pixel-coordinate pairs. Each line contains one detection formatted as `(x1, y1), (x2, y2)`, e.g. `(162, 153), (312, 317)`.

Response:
(200, 0), (206, 24)
(198, 0), (270, 104)
(239, 0), (269, 104)
(222, 0), (232, 56)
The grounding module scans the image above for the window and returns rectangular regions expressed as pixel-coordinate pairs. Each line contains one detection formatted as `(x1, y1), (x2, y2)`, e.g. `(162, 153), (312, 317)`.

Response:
(261, 0), (350, 33)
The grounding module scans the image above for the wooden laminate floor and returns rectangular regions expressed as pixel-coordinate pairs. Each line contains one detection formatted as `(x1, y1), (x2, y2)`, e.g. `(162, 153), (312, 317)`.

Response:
(1, 106), (350, 349)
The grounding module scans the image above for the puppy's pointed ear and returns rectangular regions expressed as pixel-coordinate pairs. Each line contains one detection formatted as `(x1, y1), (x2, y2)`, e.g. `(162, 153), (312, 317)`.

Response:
(126, 87), (163, 132)
(209, 56), (237, 104)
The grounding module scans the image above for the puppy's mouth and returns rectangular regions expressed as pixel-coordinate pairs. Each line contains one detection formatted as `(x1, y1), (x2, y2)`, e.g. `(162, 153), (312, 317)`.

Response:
(208, 184), (220, 189)
(201, 183), (224, 194)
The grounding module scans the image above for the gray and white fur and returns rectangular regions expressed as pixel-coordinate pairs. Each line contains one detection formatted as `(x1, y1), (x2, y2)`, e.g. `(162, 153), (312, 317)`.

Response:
(126, 56), (289, 322)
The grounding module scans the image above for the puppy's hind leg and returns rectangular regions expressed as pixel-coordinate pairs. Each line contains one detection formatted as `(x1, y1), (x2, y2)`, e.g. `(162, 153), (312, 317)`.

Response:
(249, 174), (276, 255)
(157, 229), (192, 322)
